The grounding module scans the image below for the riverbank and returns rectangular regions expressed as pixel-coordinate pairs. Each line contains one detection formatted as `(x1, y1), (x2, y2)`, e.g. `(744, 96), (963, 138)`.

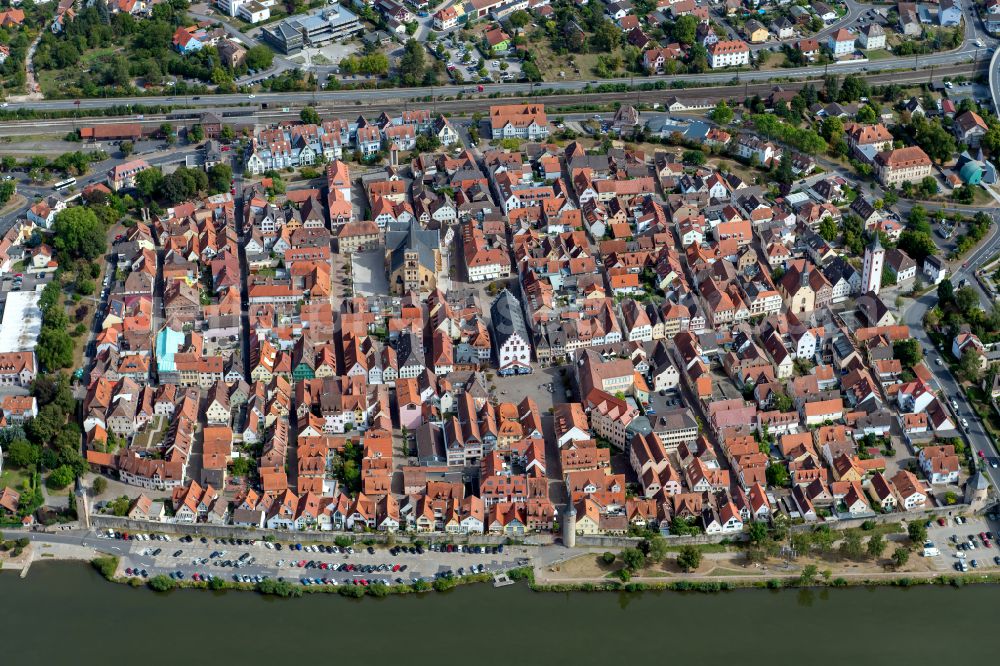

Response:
(74, 550), (1000, 599)
(0, 539), (99, 578)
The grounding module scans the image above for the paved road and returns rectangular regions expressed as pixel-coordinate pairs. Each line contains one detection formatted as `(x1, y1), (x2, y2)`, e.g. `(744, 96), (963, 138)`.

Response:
(902, 217), (1000, 492)
(2, 30), (990, 114)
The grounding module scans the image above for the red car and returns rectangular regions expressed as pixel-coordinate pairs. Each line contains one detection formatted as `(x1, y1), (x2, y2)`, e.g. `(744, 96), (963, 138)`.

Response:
(937, 518), (946, 526)
(392, 564), (400, 572)
(979, 450), (986, 459)
(477, 84), (484, 92)
(298, 559), (307, 567)
(221, 145), (231, 152)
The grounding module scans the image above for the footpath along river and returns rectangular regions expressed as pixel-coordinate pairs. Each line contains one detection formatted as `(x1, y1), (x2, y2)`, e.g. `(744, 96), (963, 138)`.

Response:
(2, 561), (997, 663)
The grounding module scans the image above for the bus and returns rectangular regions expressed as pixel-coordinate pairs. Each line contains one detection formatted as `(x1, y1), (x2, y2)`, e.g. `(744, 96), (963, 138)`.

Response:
(53, 177), (77, 191)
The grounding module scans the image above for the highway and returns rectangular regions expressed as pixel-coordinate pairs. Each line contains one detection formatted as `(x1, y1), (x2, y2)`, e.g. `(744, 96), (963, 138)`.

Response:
(1, 22), (993, 115)
(0, 61), (983, 140)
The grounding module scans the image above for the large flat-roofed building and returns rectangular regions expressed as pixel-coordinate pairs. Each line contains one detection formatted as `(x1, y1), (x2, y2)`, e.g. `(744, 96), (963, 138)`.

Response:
(0, 290), (42, 354)
(262, 6), (363, 54)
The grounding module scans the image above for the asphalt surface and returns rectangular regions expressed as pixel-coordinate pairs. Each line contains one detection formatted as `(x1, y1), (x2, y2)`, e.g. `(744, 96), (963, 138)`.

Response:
(902, 216), (1000, 492)
(2, 10), (993, 114)
(21, 529), (530, 586)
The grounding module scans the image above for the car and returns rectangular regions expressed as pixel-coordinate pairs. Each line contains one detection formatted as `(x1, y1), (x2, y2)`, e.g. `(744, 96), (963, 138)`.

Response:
(952, 400), (959, 410)
(979, 450), (986, 459)
(962, 418), (969, 429)
(248, 94), (256, 99)
(971, 559), (979, 568)
(367, 547), (375, 555)
(935, 358), (942, 366)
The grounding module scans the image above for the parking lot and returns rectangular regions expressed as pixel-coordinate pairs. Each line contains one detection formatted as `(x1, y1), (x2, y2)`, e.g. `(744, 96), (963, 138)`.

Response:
(433, 35), (522, 85)
(922, 514), (1000, 573)
(105, 530), (530, 587)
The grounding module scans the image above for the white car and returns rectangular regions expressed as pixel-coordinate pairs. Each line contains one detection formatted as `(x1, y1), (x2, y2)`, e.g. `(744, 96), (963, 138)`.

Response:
(952, 400), (959, 410)
(248, 94), (256, 99)
(962, 418), (969, 429)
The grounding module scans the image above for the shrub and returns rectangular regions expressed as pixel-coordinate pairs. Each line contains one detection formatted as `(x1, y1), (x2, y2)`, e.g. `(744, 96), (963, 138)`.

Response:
(148, 575), (177, 592)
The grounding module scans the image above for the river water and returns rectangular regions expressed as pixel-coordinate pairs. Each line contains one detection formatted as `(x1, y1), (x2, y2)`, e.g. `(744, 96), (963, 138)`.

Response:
(1, 562), (996, 663)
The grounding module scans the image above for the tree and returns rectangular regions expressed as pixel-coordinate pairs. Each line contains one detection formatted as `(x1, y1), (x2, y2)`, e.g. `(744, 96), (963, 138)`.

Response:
(300, 106), (321, 125)
(897, 230), (936, 263)
(119, 140), (134, 157)
(245, 45), (274, 71)
(92, 476), (108, 496)
(0, 177), (14, 206)
(838, 529), (864, 560)
(36, 326), (74, 371)
(766, 462), (791, 488)
(135, 168), (163, 198)
(818, 217), (838, 242)
(956, 286), (980, 317)
(937, 278), (955, 307)
(46, 465), (75, 490)
(672, 14), (698, 45)
(799, 564), (819, 585)
(644, 536), (669, 563)
(601, 551), (616, 565)
(709, 100), (734, 125)
(893, 339), (923, 368)
(591, 20), (623, 52)
(748, 521), (769, 545)
(398, 39), (427, 86)
(161, 123), (175, 146)
(676, 545), (702, 572)
(867, 534), (886, 558)
(6, 439), (40, 467)
(907, 521), (927, 546)
(207, 163), (233, 194)
(891, 547), (910, 569)
(620, 547), (646, 572)
(508, 9), (530, 30)
(52, 207), (106, 260)
(682, 149), (706, 166)
(958, 347), (983, 383)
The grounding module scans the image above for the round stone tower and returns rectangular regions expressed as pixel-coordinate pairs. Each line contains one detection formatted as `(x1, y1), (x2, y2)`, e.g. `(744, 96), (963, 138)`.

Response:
(562, 502), (577, 548)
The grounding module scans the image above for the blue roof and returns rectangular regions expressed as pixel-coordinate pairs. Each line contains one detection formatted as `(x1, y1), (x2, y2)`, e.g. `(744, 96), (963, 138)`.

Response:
(155, 327), (185, 373)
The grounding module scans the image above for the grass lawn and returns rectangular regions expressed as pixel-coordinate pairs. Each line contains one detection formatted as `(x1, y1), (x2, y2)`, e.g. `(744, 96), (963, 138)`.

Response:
(0, 467), (28, 492)
(529, 37), (609, 82)
(865, 49), (893, 60)
(971, 186), (994, 206)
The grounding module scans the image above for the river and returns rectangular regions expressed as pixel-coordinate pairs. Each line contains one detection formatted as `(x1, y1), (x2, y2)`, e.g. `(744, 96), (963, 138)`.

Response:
(1, 562), (996, 663)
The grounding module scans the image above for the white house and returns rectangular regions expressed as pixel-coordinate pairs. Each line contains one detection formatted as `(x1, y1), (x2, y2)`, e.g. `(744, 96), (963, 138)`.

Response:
(707, 40), (750, 69)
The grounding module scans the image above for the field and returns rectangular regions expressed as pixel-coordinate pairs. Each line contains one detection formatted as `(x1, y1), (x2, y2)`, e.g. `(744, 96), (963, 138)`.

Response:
(36, 47), (120, 99)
